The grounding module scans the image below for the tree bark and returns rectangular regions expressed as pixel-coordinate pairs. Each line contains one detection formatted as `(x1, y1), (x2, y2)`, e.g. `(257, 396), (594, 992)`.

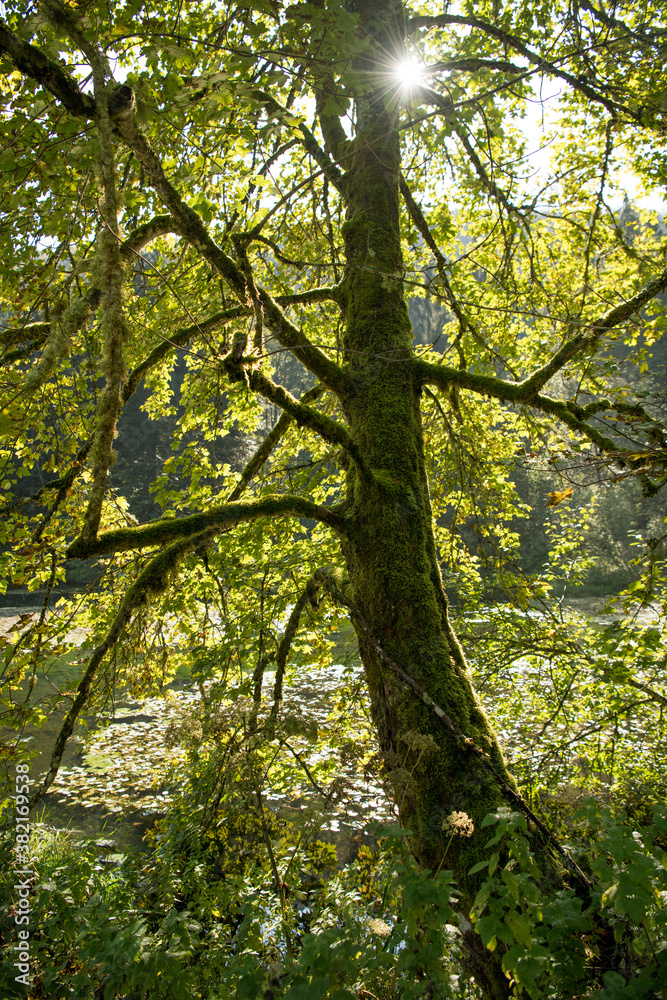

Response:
(335, 3), (566, 994)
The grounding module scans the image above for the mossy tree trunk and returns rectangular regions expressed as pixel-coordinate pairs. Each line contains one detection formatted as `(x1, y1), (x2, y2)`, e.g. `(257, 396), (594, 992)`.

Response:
(335, 3), (564, 994)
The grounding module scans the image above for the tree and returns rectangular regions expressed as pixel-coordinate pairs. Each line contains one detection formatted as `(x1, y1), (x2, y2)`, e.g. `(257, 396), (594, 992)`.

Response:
(1, 0), (666, 995)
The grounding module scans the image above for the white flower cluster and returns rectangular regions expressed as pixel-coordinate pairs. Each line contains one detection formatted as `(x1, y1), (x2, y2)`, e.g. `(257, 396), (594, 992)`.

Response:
(368, 918), (392, 937)
(441, 810), (475, 838)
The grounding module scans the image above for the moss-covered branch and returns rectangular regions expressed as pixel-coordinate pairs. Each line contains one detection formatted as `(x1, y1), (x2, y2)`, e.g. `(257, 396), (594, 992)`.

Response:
(532, 396), (667, 492)
(123, 214), (176, 253)
(0, 325), (50, 365)
(28, 531), (207, 811)
(0, 18), (96, 119)
(1, 218), (175, 369)
(227, 383), (325, 501)
(232, 234), (264, 352)
(276, 286), (342, 307)
(417, 353), (602, 426)
(43, 3), (127, 545)
(0, 321), (50, 347)
(258, 289), (351, 397)
(417, 357), (667, 485)
(416, 268), (667, 406)
(415, 356), (525, 402)
(19, 293), (95, 396)
(240, 367), (366, 473)
(67, 493), (347, 559)
(110, 104), (247, 298)
(526, 394), (620, 452)
(518, 265), (667, 397)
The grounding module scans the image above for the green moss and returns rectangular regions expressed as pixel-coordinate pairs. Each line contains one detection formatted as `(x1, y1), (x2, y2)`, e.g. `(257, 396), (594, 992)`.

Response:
(67, 494), (347, 559)
(331, 56), (568, 916)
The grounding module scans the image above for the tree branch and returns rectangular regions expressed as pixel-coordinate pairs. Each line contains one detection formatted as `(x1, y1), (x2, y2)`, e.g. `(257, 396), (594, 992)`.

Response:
(240, 367), (366, 474)
(122, 307), (246, 402)
(406, 14), (639, 122)
(418, 260), (667, 403)
(19, 291), (96, 395)
(401, 175), (519, 375)
(401, 179), (473, 339)
(0, 321), (49, 348)
(113, 111), (349, 394)
(407, 82), (525, 221)
(259, 292), (351, 396)
(1, 216), (175, 368)
(4, 327), (331, 527)
(518, 266), (667, 397)
(453, 122), (523, 221)
(42, 4), (126, 545)
(123, 287), (341, 402)
(269, 568), (331, 726)
(577, 0), (659, 51)
(122, 214), (177, 253)
(28, 530), (210, 811)
(227, 384), (326, 502)
(67, 493), (347, 559)
(277, 286), (342, 307)
(415, 356), (525, 402)
(415, 357), (666, 480)
(111, 112), (248, 298)
(0, 19), (95, 118)
(0, 442), (90, 519)
(0, 323), (51, 365)
(427, 57), (524, 74)
(251, 87), (345, 190)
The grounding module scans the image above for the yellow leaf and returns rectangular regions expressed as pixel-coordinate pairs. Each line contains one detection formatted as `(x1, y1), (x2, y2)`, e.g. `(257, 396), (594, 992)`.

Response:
(547, 487), (573, 507)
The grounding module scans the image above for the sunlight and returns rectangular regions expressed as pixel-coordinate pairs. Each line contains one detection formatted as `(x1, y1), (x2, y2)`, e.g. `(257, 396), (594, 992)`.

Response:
(395, 57), (424, 91)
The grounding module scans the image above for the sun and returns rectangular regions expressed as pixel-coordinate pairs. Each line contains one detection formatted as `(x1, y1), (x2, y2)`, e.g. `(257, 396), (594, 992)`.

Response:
(395, 57), (425, 91)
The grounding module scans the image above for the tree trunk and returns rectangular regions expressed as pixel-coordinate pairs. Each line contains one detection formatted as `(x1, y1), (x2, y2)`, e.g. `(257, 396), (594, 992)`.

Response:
(337, 3), (565, 994)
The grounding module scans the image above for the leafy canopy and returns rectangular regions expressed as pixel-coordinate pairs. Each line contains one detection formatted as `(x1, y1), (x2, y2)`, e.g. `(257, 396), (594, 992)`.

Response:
(0, 0), (666, 838)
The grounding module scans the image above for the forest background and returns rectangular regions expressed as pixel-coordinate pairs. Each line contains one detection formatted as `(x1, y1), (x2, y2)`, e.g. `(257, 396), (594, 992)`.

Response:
(1, 0), (667, 998)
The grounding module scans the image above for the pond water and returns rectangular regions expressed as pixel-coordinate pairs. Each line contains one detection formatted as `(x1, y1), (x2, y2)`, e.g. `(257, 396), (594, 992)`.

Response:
(2, 606), (393, 860)
(4, 595), (662, 861)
